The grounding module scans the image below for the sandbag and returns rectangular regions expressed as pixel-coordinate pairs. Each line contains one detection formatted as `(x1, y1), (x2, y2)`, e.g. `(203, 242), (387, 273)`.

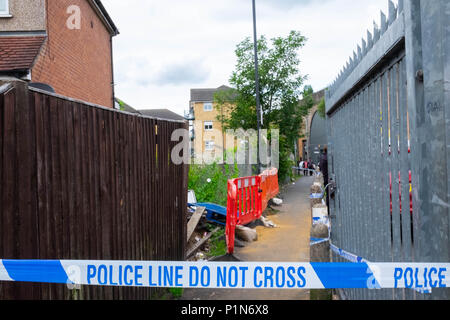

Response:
(311, 223), (329, 239)
(235, 225), (258, 242)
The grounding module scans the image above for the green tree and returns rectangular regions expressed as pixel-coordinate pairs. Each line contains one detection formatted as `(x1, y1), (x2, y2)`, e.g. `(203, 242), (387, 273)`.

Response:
(215, 30), (314, 182)
(317, 97), (326, 118)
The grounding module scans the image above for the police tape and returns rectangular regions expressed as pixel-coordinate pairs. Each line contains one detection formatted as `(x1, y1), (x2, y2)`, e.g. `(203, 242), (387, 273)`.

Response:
(328, 244), (431, 293)
(330, 244), (367, 263)
(310, 237), (330, 246)
(0, 259), (448, 290)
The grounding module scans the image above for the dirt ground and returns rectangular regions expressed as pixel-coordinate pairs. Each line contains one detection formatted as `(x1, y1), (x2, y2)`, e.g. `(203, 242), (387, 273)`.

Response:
(181, 175), (314, 300)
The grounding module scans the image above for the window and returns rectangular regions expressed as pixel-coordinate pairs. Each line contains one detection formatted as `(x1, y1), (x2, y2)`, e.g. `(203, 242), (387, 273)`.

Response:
(205, 141), (214, 151)
(0, 0), (9, 15)
(204, 121), (213, 131)
(204, 103), (213, 112)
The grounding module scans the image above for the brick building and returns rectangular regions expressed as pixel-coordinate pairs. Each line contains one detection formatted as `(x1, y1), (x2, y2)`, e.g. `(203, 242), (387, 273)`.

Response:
(0, 0), (118, 108)
(297, 89), (326, 164)
(188, 85), (235, 162)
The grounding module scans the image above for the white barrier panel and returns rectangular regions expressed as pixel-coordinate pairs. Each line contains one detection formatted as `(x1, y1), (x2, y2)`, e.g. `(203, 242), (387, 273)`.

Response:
(0, 260), (448, 290)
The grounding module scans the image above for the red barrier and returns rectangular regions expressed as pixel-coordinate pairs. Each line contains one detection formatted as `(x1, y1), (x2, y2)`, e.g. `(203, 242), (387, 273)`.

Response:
(225, 168), (279, 254)
(260, 168), (279, 212)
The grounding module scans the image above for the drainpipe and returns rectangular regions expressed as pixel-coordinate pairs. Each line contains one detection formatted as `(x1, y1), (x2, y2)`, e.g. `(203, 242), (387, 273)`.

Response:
(110, 35), (115, 108)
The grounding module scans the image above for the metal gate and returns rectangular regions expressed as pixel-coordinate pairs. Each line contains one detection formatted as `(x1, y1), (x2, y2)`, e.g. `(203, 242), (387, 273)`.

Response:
(325, 0), (449, 300)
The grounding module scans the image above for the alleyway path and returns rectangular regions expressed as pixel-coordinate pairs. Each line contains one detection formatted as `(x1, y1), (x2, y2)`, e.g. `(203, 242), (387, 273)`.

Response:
(181, 175), (314, 300)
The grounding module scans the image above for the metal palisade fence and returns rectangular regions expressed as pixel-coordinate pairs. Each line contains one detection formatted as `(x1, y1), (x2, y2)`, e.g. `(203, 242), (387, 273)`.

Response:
(0, 80), (188, 299)
(325, 0), (449, 300)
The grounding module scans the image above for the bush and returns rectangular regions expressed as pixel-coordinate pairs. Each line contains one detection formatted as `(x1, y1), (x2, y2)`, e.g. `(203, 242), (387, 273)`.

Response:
(188, 162), (239, 207)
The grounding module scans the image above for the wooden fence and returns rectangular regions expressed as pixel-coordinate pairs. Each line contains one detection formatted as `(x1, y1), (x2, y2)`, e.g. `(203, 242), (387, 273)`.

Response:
(0, 80), (188, 299)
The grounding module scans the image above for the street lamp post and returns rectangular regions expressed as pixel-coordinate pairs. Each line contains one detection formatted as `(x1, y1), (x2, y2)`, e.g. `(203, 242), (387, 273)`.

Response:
(252, 0), (262, 174)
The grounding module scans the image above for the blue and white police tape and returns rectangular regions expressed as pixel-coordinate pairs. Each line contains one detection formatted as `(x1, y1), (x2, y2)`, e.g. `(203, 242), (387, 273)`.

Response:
(0, 259), (448, 290)
(292, 167), (320, 176)
(310, 237), (330, 246)
(330, 244), (367, 263)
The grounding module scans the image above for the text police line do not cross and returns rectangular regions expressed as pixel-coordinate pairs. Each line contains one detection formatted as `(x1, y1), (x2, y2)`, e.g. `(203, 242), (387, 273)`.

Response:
(1, 260), (448, 290)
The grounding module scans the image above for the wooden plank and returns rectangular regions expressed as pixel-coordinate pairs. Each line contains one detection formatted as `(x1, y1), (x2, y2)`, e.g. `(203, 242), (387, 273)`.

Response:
(79, 104), (90, 299)
(57, 98), (70, 262)
(72, 103), (82, 260)
(0, 84), (4, 299)
(187, 206), (206, 242)
(86, 106), (97, 299)
(43, 94), (56, 298)
(14, 83), (36, 299)
(34, 92), (49, 299)
(106, 110), (118, 299)
(149, 119), (156, 262)
(50, 96), (65, 299)
(162, 122), (169, 260)
(115, 113), (122, 262)
(181, 122), (189, 260)
(25, 87), (40, 298)
(154, 120), (159, 261)
(98, 110), (111, 259)
(123, 114), (132, 299)
(64, 100), (76, 262)
(2, 87), (17, 299)
(143, 119), (151, 299)
(186, 227), (220, 259)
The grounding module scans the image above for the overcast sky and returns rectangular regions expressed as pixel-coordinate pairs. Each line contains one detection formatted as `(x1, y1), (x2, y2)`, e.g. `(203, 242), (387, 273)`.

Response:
(102, 0), (397, 116)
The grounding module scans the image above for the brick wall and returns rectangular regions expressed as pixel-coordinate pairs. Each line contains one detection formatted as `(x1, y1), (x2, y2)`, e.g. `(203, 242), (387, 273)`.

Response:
(32, 0), (114, 108)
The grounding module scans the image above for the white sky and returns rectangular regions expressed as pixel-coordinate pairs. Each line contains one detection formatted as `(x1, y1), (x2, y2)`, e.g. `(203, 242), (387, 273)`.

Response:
(102, 0), (397, 116)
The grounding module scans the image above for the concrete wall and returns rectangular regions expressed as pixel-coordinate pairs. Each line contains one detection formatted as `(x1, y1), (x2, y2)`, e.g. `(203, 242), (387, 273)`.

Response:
(0, 0), (46, 32)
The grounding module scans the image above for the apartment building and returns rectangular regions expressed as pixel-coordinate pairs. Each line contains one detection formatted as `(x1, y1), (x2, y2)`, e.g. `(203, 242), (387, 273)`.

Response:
(188, 85), (235, 162)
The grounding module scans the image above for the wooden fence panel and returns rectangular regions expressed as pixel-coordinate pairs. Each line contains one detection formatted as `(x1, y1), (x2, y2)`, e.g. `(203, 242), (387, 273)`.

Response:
(0, 81), (188, 300)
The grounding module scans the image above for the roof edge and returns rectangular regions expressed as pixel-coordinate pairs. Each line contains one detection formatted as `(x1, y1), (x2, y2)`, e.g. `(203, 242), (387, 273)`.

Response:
(89, 0), (119, 36)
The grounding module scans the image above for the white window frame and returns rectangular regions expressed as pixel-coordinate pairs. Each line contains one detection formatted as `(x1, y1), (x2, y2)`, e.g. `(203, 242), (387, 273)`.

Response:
(204, 121), (213, 131)
(203, 102), (213, 112)
(0, 0), (10, 16)
(205, 141), (214, 151)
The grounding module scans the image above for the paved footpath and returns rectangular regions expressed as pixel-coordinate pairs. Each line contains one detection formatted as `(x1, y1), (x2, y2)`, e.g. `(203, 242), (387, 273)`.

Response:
(181, 175), (314, 300)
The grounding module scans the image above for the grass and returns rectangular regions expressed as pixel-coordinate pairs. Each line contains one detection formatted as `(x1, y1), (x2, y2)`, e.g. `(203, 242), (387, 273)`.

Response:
(310, 289), (332, 300)
(205, 225), (227, 258)
(168, 287), (184, 299)
(151, 287), (184, 300)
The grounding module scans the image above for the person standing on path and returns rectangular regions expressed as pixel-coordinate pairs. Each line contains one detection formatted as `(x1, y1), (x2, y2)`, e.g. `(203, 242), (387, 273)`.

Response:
(319, 147), (329, 214)
(308, 161), (314, 176)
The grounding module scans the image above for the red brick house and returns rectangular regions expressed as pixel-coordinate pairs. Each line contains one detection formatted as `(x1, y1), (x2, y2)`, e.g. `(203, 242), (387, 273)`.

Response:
(0, 0), (119, 108)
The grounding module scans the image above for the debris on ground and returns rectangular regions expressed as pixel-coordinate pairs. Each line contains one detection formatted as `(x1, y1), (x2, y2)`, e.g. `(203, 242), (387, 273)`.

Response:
(272, 197), (283, 206)
(259, 216), (277, 228)
(186, 226), (220, 261)
(187, 206), (206, 242)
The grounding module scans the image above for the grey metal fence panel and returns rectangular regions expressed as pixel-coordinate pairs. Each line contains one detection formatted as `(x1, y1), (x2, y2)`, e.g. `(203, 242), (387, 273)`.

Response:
(325, 0), (449, 300)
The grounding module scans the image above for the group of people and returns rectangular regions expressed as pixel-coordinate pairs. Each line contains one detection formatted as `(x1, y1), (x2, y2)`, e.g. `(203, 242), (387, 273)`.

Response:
(297, 147), (328, 182)
(297, 159), (315, 176)
(298, 147), (329, 211)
